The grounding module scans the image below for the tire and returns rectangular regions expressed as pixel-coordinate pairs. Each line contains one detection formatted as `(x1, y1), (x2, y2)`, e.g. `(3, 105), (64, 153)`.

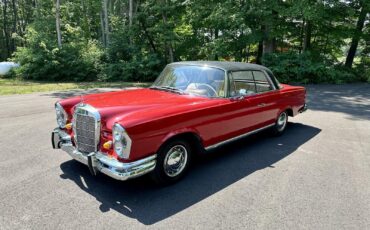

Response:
(150, 139), (192, 185)
(272, 111), (288, 136)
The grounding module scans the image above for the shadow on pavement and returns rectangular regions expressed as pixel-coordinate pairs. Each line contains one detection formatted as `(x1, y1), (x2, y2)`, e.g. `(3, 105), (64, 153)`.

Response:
(41, 88), (121, 99)
(306, 84), (370, 120)
(60, 122), (320, 225)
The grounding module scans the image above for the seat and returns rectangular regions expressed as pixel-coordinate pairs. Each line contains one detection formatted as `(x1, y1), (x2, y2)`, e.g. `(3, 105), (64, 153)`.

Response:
(185, 83), (209, 96)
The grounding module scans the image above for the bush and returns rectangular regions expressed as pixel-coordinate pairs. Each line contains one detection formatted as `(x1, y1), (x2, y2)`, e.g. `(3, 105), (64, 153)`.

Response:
(99, 53), (162, 82)
(98, 27), (163, 82)
(12, 40), (103, 81)
(262, 52), (361, 84)
(10, 23), (103, 82)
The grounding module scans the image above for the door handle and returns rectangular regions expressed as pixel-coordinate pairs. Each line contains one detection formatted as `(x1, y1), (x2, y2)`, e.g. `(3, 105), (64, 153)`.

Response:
(258, 103), (266, 107)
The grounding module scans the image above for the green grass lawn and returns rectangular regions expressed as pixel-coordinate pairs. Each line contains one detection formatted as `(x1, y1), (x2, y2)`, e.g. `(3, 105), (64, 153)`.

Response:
(0, 78), (151, 95)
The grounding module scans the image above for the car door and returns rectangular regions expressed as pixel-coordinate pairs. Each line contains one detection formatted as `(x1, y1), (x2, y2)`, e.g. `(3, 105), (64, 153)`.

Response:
(228, 70), (279, 135)
(247, 70), (280, 126)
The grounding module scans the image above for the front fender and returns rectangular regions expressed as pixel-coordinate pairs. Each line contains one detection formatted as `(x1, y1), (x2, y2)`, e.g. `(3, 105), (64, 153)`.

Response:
(158, 128), (204, 152)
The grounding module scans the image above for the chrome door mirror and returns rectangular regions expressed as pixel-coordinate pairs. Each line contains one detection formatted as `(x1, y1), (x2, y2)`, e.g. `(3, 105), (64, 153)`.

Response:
(230, 95), (245, 101)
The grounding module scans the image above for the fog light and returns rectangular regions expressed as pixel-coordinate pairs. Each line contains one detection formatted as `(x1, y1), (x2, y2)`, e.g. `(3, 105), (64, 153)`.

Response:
(103, 141), (112, 149)
(65, 123), (72, 130)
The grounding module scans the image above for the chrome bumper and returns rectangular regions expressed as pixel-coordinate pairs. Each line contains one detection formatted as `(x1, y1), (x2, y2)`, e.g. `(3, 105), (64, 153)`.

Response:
(52, 128), (156, 181)
(299, 103), (308, 113)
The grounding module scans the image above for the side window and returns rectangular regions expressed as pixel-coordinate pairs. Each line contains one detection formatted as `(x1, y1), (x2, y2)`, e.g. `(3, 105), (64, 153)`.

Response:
(252, 71), (273, 93)
(230, 71), (257, 96)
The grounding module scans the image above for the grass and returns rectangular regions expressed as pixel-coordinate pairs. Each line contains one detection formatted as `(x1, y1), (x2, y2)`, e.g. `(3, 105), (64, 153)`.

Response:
(0, 78), (151, 95)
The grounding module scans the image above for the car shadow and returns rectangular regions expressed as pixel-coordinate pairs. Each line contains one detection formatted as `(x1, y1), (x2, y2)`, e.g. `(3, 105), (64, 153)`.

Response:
(60, 122), (320, 225)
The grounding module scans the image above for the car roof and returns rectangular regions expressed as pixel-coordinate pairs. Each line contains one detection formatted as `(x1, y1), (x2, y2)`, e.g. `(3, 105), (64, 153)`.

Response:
(169, 61), (270, 72)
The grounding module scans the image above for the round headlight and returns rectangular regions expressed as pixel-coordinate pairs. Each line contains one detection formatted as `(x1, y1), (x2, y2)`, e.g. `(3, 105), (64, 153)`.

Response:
(114, 140), (124, 154)
(113, 130), (122, 141)
(55, 103), (67, 128)
(112, 123), (132, 159)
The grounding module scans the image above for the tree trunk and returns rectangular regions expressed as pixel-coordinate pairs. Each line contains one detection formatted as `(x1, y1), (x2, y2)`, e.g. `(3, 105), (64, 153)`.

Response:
(102, 0), (109, 46)
(256, 26), (264, 64)
(299, 19), (305, 53)
(100, 10), (106, 46)
(129, 0), (133, 27)
(55, 0), (62, 48)
(345, 4), (367, 68)
(2, 0), (10, 58)
(263, 38), (276, 54)
(11, 0), (18, 52)
(161, 0), (174, 63)
(256, 39), (263, 64)
(214, 28), (219, 60)
(263, 25), (276, 54)
(303, 20), (312, 52)
(81, 0), (91, 39)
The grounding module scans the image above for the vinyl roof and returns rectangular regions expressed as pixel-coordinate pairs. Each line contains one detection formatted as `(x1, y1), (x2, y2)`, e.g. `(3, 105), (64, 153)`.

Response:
(169, 61), (270, 72)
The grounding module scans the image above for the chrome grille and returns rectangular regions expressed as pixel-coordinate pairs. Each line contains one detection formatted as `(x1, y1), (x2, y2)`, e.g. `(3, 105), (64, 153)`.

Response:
(73, 104), (101, 153)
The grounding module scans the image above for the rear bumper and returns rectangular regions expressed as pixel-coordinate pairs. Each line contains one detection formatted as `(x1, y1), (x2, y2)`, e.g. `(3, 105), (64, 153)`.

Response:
(52, 128), (156, 181)
(299, 103), (308, 113)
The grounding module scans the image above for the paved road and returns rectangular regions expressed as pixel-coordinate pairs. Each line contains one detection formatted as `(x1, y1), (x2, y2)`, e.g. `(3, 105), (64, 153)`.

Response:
(0, 85), (369, 229)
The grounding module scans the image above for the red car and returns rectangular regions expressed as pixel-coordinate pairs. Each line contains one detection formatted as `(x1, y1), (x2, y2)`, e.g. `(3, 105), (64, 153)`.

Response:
(52, 61), (307, 184)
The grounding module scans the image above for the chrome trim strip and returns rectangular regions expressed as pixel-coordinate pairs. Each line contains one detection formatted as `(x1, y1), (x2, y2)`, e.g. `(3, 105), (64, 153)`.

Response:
(205, 123), (275, 150)
(53, 128), (156, 181)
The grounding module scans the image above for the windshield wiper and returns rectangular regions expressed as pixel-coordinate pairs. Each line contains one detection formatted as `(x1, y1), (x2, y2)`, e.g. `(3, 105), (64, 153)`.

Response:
(149, 86), (188, 95)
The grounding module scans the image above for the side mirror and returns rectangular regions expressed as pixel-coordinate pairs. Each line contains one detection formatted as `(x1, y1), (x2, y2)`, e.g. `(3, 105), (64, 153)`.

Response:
(230, 95), (245, 101)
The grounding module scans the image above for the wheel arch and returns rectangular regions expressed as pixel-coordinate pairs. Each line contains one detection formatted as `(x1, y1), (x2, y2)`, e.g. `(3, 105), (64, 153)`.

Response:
(285, 107), (294, 117)
(159, 130), (205, 155)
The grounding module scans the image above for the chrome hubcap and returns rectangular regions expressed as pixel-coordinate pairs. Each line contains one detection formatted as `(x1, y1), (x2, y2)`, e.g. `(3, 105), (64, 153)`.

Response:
(277, 112), (287, 131)
(163, 145), (188, 177)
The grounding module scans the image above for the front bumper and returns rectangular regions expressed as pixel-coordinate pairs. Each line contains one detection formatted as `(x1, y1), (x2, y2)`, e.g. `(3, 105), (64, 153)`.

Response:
(52, 128), (156, 181)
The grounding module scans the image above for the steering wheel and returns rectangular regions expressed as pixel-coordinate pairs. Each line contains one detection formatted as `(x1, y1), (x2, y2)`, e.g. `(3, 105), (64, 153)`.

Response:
(195, 83), (218, 97)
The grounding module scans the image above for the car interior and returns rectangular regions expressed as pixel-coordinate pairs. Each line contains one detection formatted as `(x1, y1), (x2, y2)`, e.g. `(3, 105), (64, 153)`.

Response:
(231, 70), (273, 97)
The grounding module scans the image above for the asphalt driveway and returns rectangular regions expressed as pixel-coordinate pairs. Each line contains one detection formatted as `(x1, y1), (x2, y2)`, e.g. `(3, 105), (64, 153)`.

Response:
(0, 84), (369, 229)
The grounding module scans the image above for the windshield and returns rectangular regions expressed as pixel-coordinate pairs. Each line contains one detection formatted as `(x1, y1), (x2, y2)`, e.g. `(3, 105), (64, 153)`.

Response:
(151, 65), (226, 98)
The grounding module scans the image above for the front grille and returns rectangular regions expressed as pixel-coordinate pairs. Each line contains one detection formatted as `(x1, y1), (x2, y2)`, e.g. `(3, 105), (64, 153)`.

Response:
(74, 105), (100, 153)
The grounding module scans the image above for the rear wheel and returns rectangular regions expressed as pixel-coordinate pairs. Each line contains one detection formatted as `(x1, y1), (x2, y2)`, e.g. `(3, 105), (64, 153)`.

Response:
(272, 111), (288, 136)
(150, 139), (192, 185)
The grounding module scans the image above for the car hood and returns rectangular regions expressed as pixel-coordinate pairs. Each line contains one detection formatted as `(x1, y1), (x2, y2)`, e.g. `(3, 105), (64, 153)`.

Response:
(76, 88), (224, 130)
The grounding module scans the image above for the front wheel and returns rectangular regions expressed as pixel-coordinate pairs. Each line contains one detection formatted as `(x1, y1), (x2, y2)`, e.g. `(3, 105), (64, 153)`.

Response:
(272, 111), (288, 136)
(150, 139), (192, 185)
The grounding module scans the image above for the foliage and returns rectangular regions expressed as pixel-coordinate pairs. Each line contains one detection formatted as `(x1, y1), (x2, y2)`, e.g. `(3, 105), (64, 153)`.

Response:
(262, 52), (360, 84)
(1, 0), (369, 83)
(11, 24), (103, 81)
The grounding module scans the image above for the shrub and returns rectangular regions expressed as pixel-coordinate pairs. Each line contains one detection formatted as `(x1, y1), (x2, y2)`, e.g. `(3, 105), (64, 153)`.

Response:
(262, 52), (361, 84)
(11, 24), (103, 82)
(99, 27), (163, 82)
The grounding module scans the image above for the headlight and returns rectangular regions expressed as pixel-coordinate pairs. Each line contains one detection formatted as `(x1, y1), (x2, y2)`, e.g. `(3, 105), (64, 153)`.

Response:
(113, 123), (132, 159)
(55, 103), (67, 128)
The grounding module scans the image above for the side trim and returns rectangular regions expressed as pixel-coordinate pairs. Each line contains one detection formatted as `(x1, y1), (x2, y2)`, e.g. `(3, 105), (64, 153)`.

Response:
(205, 123), (275, 151)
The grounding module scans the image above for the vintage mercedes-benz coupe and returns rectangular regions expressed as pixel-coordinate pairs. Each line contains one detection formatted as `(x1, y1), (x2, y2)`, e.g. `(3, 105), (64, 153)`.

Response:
(52, 61), (307, 184)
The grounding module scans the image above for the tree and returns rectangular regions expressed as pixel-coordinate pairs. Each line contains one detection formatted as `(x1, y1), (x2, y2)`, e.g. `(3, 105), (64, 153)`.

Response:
(2, 0), (10, 58)
(55, 0), (62, 48)
(345, 1), (368, 68)
(101, 0), (109, 47)
(1, 0), (368, 83)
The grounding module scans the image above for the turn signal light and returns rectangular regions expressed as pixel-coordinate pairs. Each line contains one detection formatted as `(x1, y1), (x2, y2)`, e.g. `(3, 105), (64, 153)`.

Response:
(65, 123), (72, 130)
(103, 141), (113, 150)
